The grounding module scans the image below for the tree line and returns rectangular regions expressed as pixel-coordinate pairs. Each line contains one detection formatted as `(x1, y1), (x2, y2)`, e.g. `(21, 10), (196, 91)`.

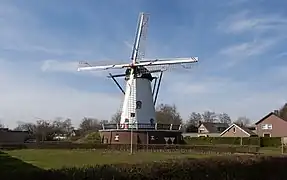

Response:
(6, 102), (287, 141)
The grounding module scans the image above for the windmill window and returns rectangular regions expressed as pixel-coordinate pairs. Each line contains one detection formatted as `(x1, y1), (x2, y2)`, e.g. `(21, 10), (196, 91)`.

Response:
(114, 134), (119, 141)
(136, 101), (142, 109)
(150, 118), (154, 124)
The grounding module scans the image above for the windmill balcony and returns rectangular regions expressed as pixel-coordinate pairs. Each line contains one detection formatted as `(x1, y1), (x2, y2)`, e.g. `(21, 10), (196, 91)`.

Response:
(100, 123), (182, 131)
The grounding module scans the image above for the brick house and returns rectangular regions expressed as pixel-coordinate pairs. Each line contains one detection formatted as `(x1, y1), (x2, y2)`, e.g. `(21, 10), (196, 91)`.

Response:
(255, 112), (287, 137)
(0, 128), (29, 144)
(197, 122), (229, 137)
(220, 123), (257, 137)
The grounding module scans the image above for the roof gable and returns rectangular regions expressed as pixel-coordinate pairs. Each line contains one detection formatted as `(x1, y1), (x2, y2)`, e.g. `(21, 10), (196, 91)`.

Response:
(255, 112), (285, 125)
(220, 123), (256, 136)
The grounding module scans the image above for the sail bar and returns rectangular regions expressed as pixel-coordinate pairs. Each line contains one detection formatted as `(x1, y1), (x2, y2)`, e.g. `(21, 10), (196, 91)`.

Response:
(131, 12), (147, 64)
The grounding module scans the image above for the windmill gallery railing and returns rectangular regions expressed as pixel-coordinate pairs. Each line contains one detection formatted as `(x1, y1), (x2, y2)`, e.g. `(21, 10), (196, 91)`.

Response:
(101, 123), (182, 131)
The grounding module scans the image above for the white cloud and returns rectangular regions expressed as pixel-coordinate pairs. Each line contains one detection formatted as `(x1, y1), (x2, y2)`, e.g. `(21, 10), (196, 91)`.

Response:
(41, 60), (79, 73)
(217, 10), (287, 67)
(168, 77), (238, 95)
(0, 2), (97, 57)
(218, 37), (285, 68)
(162, 74), (287, 122)
(40, 59), (128, 78)
(275, 52), (287, 59)
(218, 10), (287, 34)
(226, 0), (250, 5)
(220, 38), (279, 57)
(268, 65), (287, 80)
(0, 59), (122, 128)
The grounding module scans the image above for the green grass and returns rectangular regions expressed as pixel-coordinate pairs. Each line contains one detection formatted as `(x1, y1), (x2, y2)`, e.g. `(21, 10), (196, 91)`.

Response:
(3, 149), (211, 169)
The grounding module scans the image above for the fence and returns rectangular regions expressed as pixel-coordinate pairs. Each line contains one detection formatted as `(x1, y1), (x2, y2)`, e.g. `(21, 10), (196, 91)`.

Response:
(0, 142), (261, 154)
(184, 136), (283, 147)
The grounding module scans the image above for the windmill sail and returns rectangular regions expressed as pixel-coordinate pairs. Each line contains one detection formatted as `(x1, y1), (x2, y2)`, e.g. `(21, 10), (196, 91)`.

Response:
(131, 12), (149, 63)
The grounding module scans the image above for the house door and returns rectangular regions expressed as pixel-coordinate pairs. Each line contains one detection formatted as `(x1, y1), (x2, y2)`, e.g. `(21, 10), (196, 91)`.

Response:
(263, 133), (271, 137)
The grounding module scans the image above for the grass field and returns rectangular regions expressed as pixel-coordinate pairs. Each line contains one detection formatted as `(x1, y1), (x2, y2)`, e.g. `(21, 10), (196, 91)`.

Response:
(2, 149), (212, 170)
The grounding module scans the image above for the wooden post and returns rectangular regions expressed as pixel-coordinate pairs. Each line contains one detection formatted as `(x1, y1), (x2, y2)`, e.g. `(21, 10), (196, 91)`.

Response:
(240, 137), (243, 146)
(281, 143), (284, 155)
(110, 131), (112, 144)
(281, 137), (284, 155)
(146, 131), (149, 151)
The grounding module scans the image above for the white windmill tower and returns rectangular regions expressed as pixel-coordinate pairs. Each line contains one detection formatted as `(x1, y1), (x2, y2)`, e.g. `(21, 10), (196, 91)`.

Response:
(78, 12), (198, 132)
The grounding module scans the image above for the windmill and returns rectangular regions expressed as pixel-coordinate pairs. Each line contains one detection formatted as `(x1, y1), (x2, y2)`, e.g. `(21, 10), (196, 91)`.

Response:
(77, 12), (198, 131)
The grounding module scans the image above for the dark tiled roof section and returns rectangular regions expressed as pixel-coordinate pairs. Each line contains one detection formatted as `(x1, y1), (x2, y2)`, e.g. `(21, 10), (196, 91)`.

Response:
(202, 122), (229, 133)
(240, 126), (257, 136)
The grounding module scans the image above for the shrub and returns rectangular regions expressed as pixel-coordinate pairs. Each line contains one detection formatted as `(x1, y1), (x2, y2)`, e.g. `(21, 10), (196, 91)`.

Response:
(0, 143), (27, 150)
(3, 155), (287, 180)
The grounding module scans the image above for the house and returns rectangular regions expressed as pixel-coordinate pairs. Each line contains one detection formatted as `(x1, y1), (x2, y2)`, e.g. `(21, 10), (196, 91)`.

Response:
(71, 129), (81, 137)
(0, 128), (29, 144)
(255, 112), (287, 137)
(220, 123), (257, 137)
(197, 122), (229, 137)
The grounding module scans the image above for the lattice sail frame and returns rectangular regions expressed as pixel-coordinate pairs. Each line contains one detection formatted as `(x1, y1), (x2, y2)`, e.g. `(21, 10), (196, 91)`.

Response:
(78, 57), (198, 75)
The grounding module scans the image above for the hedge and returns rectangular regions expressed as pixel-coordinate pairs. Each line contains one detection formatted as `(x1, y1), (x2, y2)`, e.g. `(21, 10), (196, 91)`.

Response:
(2, 154), (287, 180)
(259, 137), (282, 147)
(184, 137), (282, 147)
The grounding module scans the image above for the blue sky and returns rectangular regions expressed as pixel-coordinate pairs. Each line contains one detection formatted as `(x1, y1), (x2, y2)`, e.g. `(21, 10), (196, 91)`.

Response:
(0, 0), (287, 128)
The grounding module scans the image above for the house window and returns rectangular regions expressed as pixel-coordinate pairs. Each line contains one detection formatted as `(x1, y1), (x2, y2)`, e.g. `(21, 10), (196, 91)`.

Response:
(198, 135), (208, 137)
(233, 127), (236, 133)
(199, 128), (205, 133)
(262, 124), (272, 130)
(198, 127), (205, 133)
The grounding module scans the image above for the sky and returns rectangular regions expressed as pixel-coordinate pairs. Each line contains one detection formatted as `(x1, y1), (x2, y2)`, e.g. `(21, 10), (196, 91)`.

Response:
(0, 0), (287, 128)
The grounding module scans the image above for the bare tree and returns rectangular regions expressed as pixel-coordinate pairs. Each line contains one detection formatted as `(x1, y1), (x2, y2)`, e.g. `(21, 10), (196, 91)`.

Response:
(188, 112), (202, 127)
(234, 116), (250, 126)
(156, 103), (182, 125)
(218, 113), (231, 124)
(100, 120), (109, 124)
(110, 109), (121, 124)
(278, 103), (287, 120)
(202, 111), (217, 123)
(52, 118), (74, 136)
(79, 117), (101, 134)
(14, 121), (36, 133)
(35, 119), (54, 141)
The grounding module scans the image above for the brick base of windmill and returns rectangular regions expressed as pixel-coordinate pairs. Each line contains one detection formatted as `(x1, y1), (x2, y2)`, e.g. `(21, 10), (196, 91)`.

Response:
(99, 123), (184, 145)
